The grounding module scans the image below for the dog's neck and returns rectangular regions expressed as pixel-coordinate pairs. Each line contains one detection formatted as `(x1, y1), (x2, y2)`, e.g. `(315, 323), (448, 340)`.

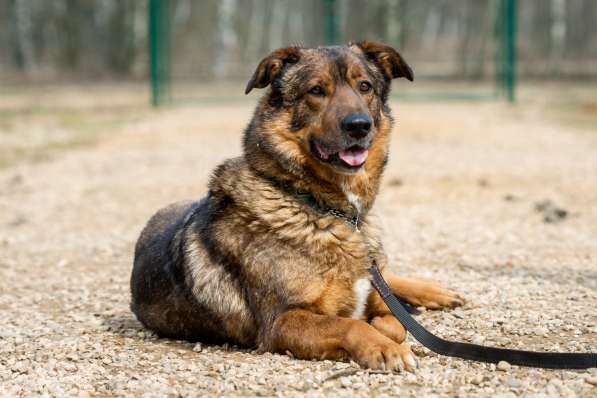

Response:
(245, 145), (382, 221)
(258, 172), (363, 226)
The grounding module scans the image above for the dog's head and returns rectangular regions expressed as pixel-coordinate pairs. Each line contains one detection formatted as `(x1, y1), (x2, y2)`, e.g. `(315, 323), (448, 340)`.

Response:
(244, 41), (412, 184)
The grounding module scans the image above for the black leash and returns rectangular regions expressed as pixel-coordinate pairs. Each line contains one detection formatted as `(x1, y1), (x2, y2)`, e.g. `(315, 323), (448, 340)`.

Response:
(368, 263), (597, 369)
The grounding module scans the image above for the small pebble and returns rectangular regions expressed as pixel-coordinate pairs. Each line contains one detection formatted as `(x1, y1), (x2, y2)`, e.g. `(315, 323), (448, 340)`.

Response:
(497, 361), (511, 371)
(506, 377), (522, 388)
(471, 335), (485, 345)
(470, 375), (484, 385)
(339, 377), (351, 388)
(533, 327), (549, 336)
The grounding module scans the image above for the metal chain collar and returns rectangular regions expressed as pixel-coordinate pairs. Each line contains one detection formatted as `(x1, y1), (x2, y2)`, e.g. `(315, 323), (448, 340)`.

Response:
(326, 208), (361, 232)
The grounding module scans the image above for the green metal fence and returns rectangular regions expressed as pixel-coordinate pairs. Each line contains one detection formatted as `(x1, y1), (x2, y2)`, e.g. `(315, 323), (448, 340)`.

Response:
(498, 0), (517, 102)
(149, 0), (517, 106)
(148, 0), (171, 107)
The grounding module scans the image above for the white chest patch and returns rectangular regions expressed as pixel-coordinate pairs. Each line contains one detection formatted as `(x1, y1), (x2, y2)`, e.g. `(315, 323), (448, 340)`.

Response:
(344, 190), (362, 213)
(351, 278), (372, 320)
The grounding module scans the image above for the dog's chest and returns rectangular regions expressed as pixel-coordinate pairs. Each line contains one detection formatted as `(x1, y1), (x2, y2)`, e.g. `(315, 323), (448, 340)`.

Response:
(300, 215), (375, 318)
(350, 277), (372, 319)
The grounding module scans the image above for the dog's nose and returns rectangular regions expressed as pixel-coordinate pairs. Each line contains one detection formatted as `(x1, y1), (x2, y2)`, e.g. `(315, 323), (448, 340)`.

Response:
(341, 114), (372, 139)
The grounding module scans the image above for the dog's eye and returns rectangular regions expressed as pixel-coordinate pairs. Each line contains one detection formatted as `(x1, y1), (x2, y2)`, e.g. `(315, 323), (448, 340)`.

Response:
(308, 85), (325, 96)
(359, 81), (373, 93)
(359, 81), (372, 93)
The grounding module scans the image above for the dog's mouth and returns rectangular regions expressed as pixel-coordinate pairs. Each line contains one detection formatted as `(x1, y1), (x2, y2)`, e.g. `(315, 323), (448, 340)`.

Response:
(311, 140), (369, 171)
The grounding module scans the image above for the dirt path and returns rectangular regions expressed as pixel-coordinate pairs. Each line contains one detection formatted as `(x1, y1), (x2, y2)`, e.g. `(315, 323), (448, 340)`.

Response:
(1, 87), (596, 397)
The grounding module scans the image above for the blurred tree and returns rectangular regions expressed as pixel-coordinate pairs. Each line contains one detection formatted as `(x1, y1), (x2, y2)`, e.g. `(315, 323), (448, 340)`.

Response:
(107, 0), (137, 75)
(10, 0), (36, 73)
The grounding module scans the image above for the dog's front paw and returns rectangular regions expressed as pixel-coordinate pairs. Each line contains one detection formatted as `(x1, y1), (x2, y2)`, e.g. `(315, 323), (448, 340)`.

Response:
(400, 278), (465, 310)
(352, 338), (417, 372)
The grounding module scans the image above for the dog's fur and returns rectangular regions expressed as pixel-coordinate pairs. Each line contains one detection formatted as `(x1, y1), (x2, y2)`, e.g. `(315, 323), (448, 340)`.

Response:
(131, 41), (463, 371)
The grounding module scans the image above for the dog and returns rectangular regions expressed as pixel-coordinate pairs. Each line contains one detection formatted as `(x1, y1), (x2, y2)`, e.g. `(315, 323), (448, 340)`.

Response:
(130, 41), (463, 372)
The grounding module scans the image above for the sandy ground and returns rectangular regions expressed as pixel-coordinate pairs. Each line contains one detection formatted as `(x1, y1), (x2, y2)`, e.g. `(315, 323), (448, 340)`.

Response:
(0, 84), (596, 397)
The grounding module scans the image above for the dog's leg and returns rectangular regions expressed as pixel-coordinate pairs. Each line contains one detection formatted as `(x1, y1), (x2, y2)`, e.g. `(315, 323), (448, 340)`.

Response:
(270, 309), (416, 371)
(370, 315), (407, 343)
(382, 270), (464, 310)
(365, 271), (463, 343)
(366, 291), (407, 343)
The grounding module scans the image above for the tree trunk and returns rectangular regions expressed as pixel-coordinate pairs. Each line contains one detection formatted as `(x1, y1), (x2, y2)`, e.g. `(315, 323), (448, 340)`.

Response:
(10, 0), (36, 73)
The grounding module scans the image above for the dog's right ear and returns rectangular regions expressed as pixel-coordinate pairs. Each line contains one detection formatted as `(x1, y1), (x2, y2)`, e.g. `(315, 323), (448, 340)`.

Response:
(353, 41), (413, 82)
(245, 47), (301, 94)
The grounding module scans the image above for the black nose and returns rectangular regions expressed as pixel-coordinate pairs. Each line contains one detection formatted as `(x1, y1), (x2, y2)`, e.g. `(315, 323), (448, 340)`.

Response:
(341, 114), (372, 139)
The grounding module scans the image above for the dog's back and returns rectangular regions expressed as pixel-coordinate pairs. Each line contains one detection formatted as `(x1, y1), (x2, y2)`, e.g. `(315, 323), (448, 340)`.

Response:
(131, 201), (197, 337)
(131, 199), (229, 343)
(131, 190), (258, 345)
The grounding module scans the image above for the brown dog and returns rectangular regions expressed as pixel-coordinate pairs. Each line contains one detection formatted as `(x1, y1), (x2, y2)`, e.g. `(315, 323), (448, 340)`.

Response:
(130, 41), (463, 372)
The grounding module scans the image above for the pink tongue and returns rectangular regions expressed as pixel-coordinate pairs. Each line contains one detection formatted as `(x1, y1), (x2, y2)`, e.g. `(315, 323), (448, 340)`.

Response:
(338, 148), (369, 167)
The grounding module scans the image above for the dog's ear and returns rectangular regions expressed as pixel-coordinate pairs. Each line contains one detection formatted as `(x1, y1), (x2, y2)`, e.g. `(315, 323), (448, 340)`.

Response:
(353, 41), (413, 82)
(245, 47), (302, 94)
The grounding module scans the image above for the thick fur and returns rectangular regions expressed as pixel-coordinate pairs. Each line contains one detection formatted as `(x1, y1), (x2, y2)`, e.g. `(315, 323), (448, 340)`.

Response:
(131, 42), (462, 371)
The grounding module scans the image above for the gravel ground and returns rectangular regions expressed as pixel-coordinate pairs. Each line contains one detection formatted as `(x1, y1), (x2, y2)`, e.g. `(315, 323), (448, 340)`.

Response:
(0, 85), (596, 397)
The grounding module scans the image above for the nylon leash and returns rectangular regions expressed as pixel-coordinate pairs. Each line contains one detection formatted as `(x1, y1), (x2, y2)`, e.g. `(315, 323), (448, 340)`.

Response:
(368, 263), (597, 369)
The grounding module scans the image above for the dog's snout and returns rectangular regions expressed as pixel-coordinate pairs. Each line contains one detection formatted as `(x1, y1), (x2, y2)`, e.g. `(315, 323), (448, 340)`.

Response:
(341, 114), (372, 139)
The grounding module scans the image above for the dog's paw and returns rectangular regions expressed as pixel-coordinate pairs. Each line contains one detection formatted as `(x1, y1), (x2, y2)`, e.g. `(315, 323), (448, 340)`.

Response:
(399, 278), (465, 310)
(370, 315), (407, 344)
(352, 338), (417, 372)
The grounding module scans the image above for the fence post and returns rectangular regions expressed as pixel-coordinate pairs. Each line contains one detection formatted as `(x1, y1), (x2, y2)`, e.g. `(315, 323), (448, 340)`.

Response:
(504, 0), (517, 103)
(323, 0), (338, 45)
(495, 0), (517, 103)
(149, 0), (171, 107)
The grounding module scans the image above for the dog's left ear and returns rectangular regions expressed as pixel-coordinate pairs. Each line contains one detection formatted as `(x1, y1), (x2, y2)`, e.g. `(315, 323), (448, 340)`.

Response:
(245, 47), (301, 94)
(353, 41), (413, 82)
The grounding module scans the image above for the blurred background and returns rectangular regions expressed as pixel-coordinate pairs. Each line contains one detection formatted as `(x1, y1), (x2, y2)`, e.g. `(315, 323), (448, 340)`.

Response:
(0, 0), (596, 165)
(2, 0), (597, 81)
(2, 0), (596, 166)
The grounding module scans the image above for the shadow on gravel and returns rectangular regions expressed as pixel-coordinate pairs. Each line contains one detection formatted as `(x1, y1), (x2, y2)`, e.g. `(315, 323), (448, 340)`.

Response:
(460, 261), (597, 291)
(506, 265), (597, 291)
(101, 312), (258, 356)
(102, 312), (149, 339)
